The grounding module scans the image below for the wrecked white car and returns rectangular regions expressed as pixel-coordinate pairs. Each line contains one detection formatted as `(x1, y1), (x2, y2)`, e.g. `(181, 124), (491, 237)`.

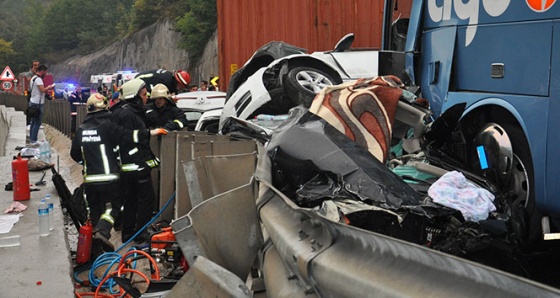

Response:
(220, 33), (379, 129)
(174, 90), (226, 132)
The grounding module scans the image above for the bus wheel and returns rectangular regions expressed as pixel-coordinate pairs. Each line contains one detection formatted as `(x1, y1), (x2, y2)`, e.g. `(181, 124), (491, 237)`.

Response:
(501, 124), (541, 250)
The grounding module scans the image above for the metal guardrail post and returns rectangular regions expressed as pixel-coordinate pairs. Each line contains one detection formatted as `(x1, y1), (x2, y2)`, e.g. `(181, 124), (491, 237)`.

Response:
(0, 94), (27, 112)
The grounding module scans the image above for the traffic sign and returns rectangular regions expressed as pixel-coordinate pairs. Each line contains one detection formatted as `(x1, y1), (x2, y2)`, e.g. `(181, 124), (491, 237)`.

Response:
(0, 66), (15, 81)
(211, 76), (219, 86)
(230, 64), (238, 75)
(1, 80), (13, 91)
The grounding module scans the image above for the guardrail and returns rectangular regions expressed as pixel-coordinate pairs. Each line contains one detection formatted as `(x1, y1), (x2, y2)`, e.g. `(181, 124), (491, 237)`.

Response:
(152, 131), (257, 221)
(169, 144), (560, 297)
(0, 94), (258, 222)
(0, 94), (84, 138)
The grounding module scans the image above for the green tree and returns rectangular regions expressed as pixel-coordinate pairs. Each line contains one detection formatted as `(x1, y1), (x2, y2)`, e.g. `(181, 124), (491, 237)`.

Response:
(0, 0), (217, 73)
(129, 0), (188, 32)
(24, 0), (50, 66)
(42, 0), (79, 53)
(0, 0), (48, 73)
(32, 0), (135, 60)
(0, 38), (16, 67)
(174, 0), (216, 63)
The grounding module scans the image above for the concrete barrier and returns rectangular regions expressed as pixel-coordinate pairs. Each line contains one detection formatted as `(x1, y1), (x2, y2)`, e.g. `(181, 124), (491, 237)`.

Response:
(0, 105), (74, 297)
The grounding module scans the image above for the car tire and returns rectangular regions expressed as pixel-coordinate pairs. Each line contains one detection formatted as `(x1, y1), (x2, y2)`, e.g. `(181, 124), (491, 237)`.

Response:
(501, 124), (542, 250)
(284, 66), (342, 108)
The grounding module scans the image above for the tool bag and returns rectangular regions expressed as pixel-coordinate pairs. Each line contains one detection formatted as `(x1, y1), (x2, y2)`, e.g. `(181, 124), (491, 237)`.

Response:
(26, 77), (39, 117)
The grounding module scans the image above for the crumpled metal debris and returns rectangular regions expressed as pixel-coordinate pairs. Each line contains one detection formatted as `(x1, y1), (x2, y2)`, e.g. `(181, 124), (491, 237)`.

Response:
(267, 106), (422, 209)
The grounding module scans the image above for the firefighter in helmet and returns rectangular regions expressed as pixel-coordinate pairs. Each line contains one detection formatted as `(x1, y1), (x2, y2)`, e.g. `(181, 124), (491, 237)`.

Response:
(134, 69), (191, 95)
(71, 93), (166, 253)
(145, 83), (188, 131)
(111, 78), (162, 243)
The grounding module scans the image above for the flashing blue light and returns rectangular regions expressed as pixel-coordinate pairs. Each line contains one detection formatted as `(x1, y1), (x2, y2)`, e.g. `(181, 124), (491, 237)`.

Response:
(476, 145), (489, 170)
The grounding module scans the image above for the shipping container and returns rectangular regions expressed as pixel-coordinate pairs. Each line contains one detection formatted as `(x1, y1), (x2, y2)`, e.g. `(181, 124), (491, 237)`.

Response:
(217, 0), (385, 91)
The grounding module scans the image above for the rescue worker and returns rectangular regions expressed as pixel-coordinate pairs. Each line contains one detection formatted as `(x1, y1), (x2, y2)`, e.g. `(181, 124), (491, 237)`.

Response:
(111, 78), (161, 243)
(145, 84), (188, 131)
(70, 93), (167, 253)
(135, 68), (191, 95)
(108, 90), (125, 230)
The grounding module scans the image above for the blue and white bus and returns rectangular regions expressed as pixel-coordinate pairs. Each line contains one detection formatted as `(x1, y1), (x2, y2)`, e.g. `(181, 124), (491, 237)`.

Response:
(382, 0), (560, 247)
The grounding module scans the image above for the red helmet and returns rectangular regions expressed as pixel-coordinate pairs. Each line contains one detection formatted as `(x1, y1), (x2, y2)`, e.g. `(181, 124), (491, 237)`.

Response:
(174, 70), (191, 89)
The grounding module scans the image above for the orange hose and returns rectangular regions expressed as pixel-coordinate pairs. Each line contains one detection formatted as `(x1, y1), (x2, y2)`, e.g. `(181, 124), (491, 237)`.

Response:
(75, 291), (113, 298)
(117, 250), (160, 280)
(79, 249), (160, 298)
(94, 268), (150, 298)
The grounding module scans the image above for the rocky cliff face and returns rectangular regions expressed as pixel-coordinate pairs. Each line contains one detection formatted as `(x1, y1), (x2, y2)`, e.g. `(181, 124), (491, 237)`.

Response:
(192, 30), (219, 85)
(49, 20), (218, 88)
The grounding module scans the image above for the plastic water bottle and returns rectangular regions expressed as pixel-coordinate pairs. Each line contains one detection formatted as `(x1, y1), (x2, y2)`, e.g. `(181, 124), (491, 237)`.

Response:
(45, 194), (54, 231)
(39, 140), (51, 163)
(39, 141), (47, 162)
(38, 199), (49, 236)
(44, 140), (51, 163)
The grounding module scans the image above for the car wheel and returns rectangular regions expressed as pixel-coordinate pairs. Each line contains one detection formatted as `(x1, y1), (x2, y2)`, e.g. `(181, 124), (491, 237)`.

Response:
(284, 66), (342, 108)
(500, 124), (541, 250)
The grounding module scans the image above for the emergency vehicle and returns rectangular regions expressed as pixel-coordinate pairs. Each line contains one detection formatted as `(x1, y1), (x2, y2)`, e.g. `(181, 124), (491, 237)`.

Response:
(90, 73), (112, 94)
(111, 70), (138, 88)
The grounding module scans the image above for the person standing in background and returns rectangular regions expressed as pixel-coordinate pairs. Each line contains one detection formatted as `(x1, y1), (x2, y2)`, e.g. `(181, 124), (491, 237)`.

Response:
(200, 80), (208, 91)
(101, 84), (109, 97)
(68, 85), (86, 138)
(24, 60), (39, 83)
(28, 65), (54, 146)
(25, 60), (39, 126)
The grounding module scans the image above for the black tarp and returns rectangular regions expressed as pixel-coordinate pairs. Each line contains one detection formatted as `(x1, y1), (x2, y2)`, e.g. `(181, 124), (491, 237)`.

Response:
(51, 167), (87, 231)
(266, 106), (422, 209)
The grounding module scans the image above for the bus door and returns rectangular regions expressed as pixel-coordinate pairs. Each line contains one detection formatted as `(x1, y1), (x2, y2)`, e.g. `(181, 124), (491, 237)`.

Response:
(419, 27), (456, 117)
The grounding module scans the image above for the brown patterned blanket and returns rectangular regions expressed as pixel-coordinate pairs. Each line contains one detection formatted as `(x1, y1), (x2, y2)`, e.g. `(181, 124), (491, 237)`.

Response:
(309, 75), (405, 163)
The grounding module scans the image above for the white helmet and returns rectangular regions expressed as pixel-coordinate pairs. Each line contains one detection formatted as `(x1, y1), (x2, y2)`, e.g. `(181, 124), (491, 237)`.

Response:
(120, 78), (146, 100)
(151, 84), (171, 99)
(86, 93), (108, 112)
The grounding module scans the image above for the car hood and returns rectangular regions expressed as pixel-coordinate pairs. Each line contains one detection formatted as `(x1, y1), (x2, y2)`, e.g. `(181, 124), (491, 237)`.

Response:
(175, 91), (226, 112)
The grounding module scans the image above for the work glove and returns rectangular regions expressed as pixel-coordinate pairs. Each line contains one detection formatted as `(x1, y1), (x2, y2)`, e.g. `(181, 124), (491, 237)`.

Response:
(150, 128), (168, 136)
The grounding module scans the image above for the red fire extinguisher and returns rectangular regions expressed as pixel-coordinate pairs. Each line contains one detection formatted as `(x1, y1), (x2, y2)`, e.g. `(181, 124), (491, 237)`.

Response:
(11, 154), (30, 201)
(76, 219), (93, 264)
